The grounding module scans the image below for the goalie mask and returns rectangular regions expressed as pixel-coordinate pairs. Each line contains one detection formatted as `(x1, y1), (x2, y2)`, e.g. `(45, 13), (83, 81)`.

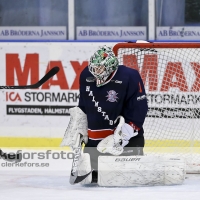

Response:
(88, 46), (119, 87)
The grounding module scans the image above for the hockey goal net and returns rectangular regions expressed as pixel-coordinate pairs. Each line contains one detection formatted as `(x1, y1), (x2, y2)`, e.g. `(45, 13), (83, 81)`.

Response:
(113, 42), (200, 173)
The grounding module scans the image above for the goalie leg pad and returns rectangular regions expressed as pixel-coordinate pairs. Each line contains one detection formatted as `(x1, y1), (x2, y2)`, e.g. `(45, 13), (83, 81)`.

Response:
(98, 156), (186, 186)
(60, 107), (88, 147)
(77, 153), (92, 185)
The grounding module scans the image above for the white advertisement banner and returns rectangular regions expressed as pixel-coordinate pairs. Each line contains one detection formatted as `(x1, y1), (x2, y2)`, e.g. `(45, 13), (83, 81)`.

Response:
(0, 42), (199, 139)
(157, 26), (200, 40)
(0, 42), (116, 137)
(0, 27), (67, 40)
(77, 26), (146, 40)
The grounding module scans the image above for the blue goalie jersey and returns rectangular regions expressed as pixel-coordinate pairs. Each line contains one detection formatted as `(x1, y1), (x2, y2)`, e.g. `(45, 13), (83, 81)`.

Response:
(78, 65), (148, 141)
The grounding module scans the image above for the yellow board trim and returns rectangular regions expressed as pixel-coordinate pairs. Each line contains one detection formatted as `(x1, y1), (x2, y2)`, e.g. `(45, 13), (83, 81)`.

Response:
(0, 137), (63, 147)
(1, 137), (200, 148)
(145, 140), (200, 147)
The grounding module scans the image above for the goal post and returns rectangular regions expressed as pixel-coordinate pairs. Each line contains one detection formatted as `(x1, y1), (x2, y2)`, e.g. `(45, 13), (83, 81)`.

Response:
(113, 42), (200, 173)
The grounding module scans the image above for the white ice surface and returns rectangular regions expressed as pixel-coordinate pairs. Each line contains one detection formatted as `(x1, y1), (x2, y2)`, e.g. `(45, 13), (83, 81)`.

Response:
(1, 149), (200, 200)
(1, 171), (200, 200)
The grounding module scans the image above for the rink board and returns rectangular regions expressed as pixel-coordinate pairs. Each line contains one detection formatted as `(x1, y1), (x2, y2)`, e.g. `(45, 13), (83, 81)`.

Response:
(0, 42), (199, 165)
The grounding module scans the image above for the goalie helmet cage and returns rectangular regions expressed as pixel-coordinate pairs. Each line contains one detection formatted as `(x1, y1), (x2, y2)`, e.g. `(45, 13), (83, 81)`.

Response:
(113, 42), (200, 174)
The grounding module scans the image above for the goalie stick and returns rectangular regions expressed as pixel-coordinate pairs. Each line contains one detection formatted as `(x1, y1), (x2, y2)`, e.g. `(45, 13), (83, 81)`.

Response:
(70, 134), (92, 185)
(0, 66), (59, 89)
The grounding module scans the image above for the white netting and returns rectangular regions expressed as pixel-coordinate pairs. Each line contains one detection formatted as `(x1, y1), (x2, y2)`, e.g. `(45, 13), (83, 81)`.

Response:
(114, 43), (200, 173)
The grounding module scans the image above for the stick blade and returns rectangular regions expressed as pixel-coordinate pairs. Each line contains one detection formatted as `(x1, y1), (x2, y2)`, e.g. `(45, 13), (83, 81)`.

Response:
(38, 66), (60, 86)
(0, 66), (60, 89)
(70, 171), (92, 185)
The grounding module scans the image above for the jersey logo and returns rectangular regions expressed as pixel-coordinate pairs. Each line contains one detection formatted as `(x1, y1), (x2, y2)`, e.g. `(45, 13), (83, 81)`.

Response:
(86, 77), (95, 82)
(138, 82), (143, 93)
(137, 95), (146, 101)
(106, 90), (118, 102)
(110, 80), (122, 84)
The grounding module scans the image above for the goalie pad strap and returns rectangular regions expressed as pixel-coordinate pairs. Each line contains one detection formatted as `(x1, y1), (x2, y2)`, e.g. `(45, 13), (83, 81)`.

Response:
(98, 156), (186, 186)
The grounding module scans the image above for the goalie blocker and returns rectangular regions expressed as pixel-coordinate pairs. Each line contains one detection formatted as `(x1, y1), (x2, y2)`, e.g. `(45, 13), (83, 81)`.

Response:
(97, 155), (186, 186)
